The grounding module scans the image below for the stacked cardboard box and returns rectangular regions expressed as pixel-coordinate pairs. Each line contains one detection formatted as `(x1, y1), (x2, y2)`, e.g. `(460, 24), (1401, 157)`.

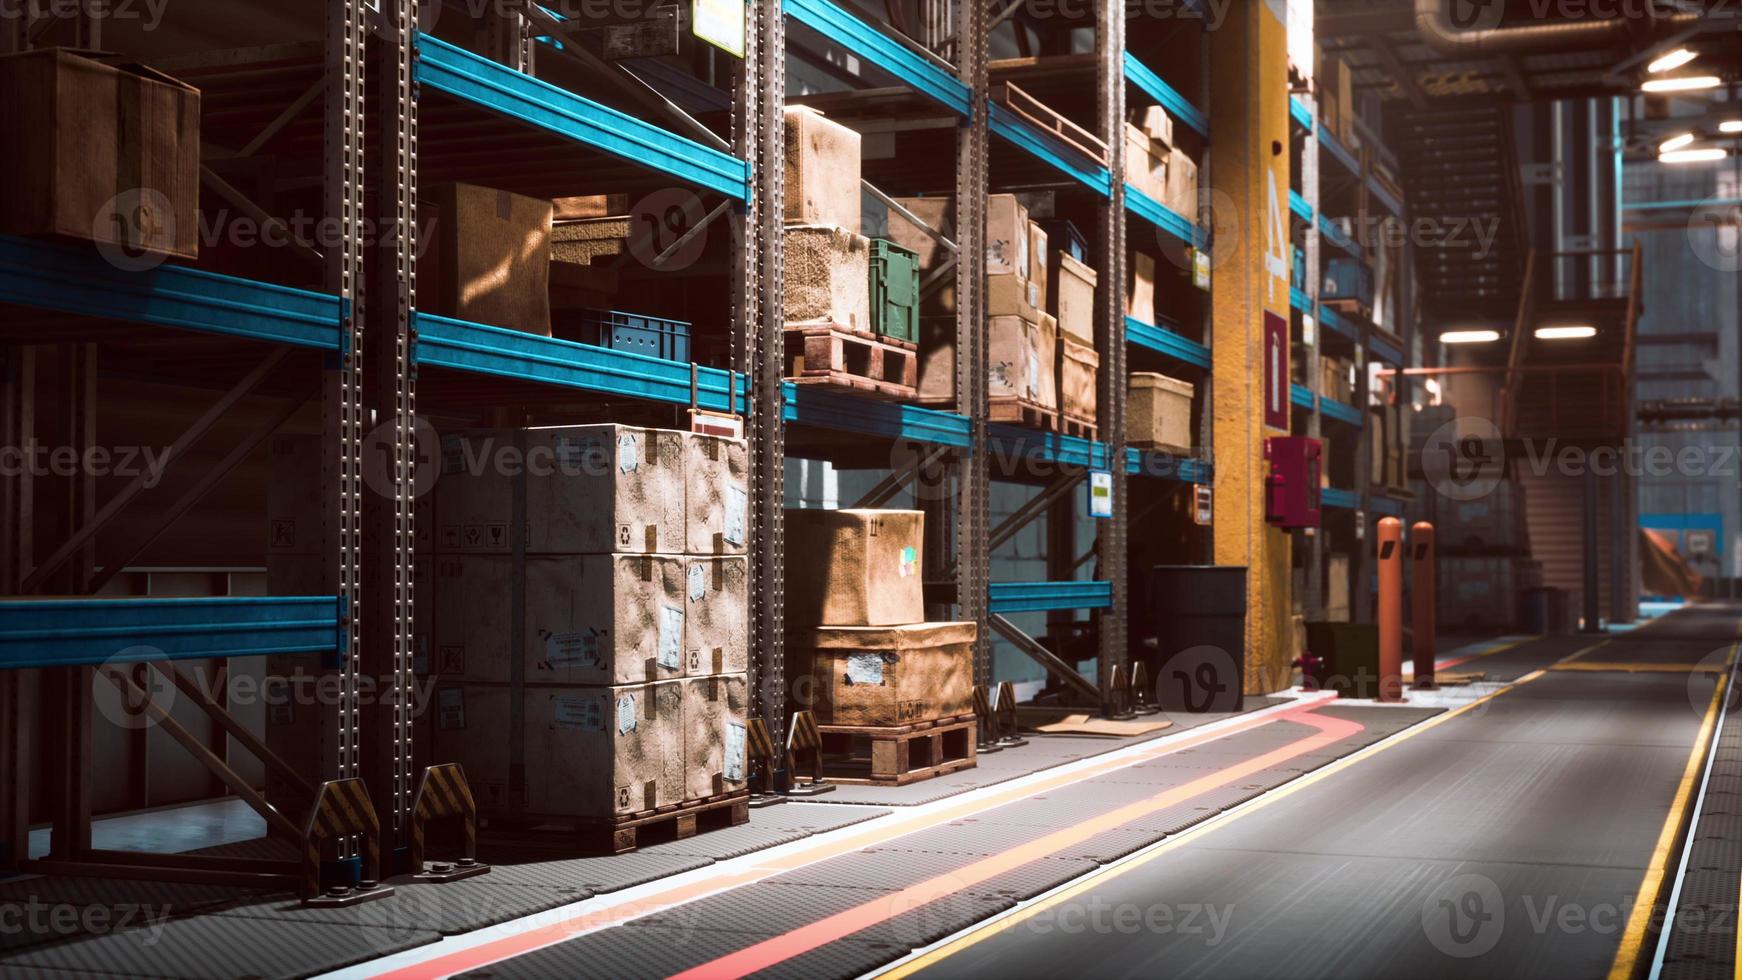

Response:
(400, 425), (750, 821)
(786, 509), (977, 780)
(783, 107), (869, 331)
(903, 194), (1061, 422)
(422, 182), (555, 336)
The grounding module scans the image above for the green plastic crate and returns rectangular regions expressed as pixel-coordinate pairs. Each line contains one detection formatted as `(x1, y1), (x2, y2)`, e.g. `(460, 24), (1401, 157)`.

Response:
(870, 238), (920, 344)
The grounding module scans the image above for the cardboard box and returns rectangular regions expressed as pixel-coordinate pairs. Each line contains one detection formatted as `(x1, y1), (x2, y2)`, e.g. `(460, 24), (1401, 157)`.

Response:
(424, 183), (553, 335)
(686, 433), (748, 555)
(0, 49), (200, 259)
(267, 435), (326, 557)
(682, 673), (749, 799)
(1028, 220), (1050, 310)
(791, 621), (976, 727)
(685, 556), (748, 676)
(432, 553), (686, 685)
(990, 314), (1057, 408)
(434, 425), (685, 555)
(553, 194), (630, 221)
(1133, 104), (1174, 149)
(784, 224), (871, 332)
(1326, 553), (1351, 622)
(432, 681), (685, 818)
(987, 271), (1044, 323)
(887, 195), (953, 271)
(1052, 251), (1098, 345)
(1124, 122), (1166, 201)
(785, 509), (924, 628)
(1128, 251), (1157, 324)
(1128, 373), (1194, 450)
(987, 194), (1029, 277)
(1166, 148), (1198, 218)
(1059, 335), (1100, 424)
(551, 216), (630, 266)
(784, 106), (862, 232)
(916, 315), (957, 405)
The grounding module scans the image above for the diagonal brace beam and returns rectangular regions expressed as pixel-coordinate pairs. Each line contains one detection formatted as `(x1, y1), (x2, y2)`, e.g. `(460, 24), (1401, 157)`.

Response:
(21, 349), (290, 594)
(990, 614), (1100, 703)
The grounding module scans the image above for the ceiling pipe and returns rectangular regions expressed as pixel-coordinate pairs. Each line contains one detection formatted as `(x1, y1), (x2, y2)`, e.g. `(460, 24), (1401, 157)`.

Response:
(1413, 0), (1699, 56)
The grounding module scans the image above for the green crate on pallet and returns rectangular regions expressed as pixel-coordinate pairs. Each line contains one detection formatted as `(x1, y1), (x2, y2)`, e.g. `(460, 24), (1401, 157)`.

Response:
(869, 238), (920, 344)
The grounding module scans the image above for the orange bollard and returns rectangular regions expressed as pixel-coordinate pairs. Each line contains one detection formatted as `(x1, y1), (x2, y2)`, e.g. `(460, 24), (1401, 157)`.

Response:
(1412, 522), (1437, 690)
(1376, 517), (1404, 702)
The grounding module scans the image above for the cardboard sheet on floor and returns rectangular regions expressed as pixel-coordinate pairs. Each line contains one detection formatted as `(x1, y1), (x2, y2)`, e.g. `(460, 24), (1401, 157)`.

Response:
(1022, 711), (1174, 737)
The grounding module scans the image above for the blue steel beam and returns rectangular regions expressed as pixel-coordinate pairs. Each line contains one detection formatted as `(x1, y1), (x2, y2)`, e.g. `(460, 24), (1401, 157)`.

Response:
(0, 236), (344, 351)
(1123, 53), (1208, 137)
(415, 33), (751, 200)
(784, 0), (971, 116)
(988, 425), (1110, 472)
(989, 580), (1113, 613)
(414, 313), (751, 414)
(1320, 396), (1365, 427)
(784, 384), (972, 447)
(1125, 184), (1205, 248)
(0, 597), (348, 670)
(1126, 448), (1212, 484)
(1321, 487), (1360, 510)
(990, 103), (1113, 197)
(1290, 96), (1313, 131)
(1127, 315), (1211, 369)
(1291, 383), (1316, 411)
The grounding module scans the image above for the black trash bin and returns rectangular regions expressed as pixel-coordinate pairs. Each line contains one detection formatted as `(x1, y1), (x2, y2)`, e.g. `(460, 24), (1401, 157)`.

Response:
(1145, 565), (1247, 713)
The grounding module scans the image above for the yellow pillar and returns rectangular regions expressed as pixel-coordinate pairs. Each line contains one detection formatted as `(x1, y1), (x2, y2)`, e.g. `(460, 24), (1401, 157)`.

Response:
(1209, 0), (1293, 694)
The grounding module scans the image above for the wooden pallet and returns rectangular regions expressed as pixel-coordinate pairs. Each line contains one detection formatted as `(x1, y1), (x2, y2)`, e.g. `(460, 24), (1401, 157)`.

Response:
(483, 791), (750, 856)
(1058, 414), (1098, 441)
(990, 81), (1108, 166)
(987, 396), (1058, 432)
(816, 714), (978, 786)
(785, 323), (918, 400)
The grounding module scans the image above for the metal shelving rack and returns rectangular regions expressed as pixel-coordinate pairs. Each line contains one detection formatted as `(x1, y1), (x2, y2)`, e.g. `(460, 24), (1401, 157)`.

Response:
(0, 0), (1222, 879)
(1289, 82), (1414, 623)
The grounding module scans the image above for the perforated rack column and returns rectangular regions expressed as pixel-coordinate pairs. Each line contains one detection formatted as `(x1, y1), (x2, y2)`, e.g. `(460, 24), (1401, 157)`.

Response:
(749, 0), (791, 755)
(1095, 0), (1129, 715)
(362, 0), (422, 860)
(957, 0), (992, 688)
(322, 0), (367, 799)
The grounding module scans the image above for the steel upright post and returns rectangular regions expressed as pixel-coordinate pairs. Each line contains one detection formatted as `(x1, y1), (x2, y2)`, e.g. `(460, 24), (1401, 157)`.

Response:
(957, 0), (991, 688)
(750, 0), (791, 757)
(1095, 0), (1129, 717)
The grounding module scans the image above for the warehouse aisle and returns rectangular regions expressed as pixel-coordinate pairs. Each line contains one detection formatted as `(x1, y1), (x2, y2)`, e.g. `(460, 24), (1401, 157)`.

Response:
(889, 605), (1741, 980)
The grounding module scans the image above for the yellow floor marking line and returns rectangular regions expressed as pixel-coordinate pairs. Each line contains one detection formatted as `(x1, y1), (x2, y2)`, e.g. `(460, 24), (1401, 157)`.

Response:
(1560, 637), (1614, 663)
(880, 659), (1583, 979)
(1608, 629), (1738, 980)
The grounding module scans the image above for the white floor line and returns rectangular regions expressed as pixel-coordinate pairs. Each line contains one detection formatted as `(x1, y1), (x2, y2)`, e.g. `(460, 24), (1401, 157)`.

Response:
(324, 690), (1344, 979)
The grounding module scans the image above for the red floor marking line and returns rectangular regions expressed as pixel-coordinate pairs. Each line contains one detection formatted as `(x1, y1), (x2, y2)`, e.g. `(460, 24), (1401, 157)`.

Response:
(369, 698), (1339, 980)
(666, 708), (1365, 980)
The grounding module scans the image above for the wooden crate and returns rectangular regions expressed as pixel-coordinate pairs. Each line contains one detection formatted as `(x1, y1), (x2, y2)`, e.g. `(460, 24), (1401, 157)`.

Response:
(791, 621), (975, 726)
(817, 715), (978, 786)
(784, 323), (918, 400)
(784, 509), (925, 629)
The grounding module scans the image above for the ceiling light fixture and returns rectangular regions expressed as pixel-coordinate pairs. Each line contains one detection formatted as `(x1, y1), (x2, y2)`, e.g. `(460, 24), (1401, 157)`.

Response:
(1642, 76), (1722, 93)
(1535, 325), (1597, 340)
(1647, 48), (1697, 74)
(1660, 133), (1695, 153)
(1722, 120), (1742, 134)
(1441, 329), (1501, 344)
(1661, 147), (1730, 164)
